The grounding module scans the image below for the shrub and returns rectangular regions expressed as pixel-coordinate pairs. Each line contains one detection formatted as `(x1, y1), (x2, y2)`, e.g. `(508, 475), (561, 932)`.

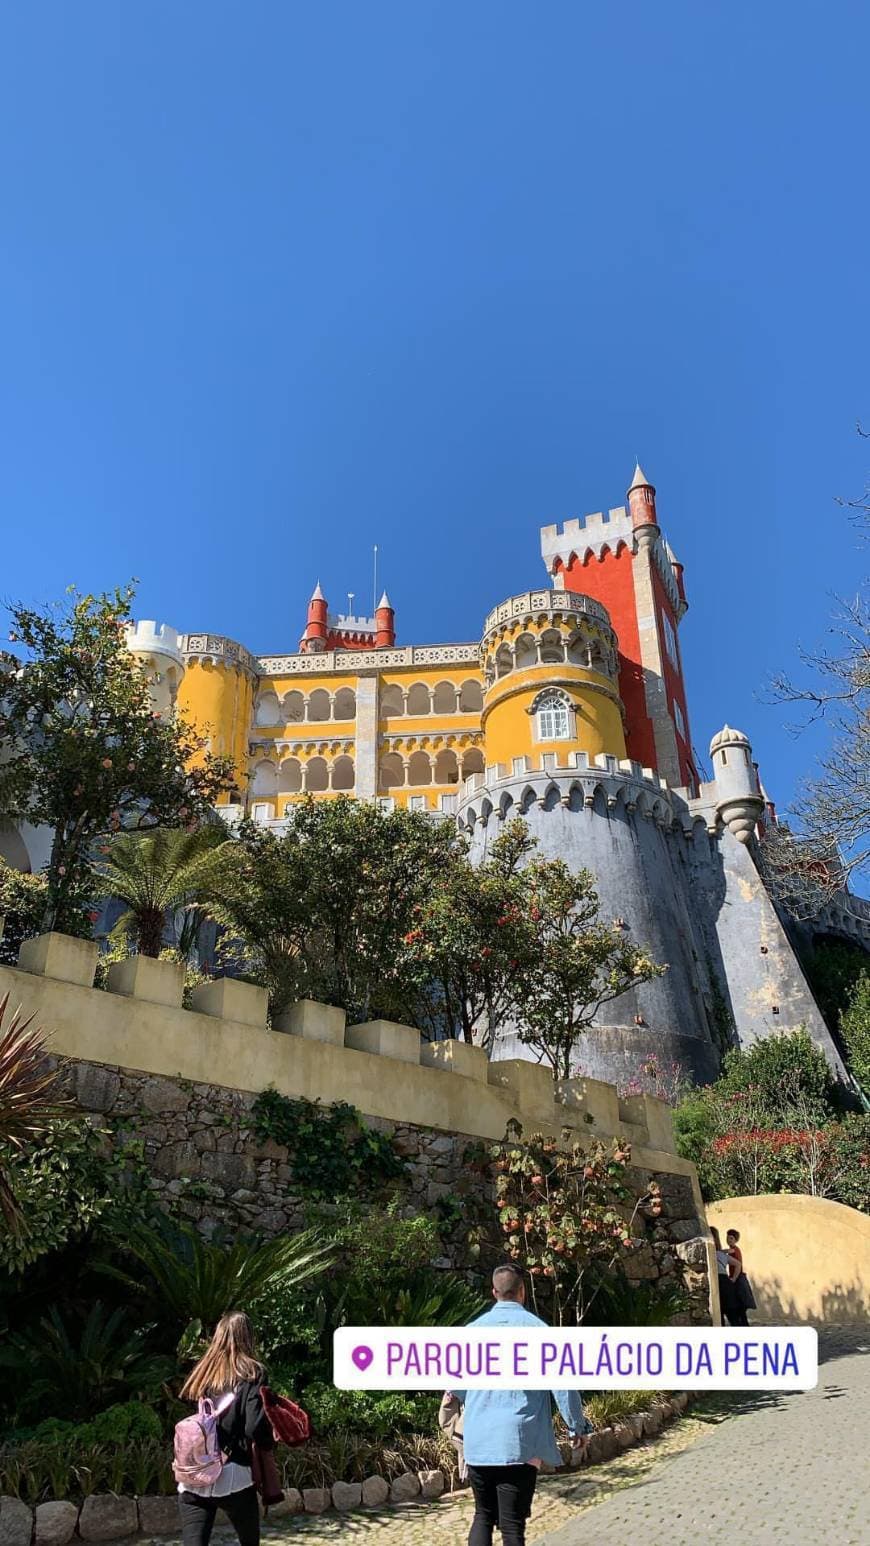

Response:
(0, 864), (49, 966)
(714, 1030), (840, 1125)
(299, 1385), (438, 1440)
(470, 1130), (645, 1325)
(0, 1303), (173, 1424)
(0, 1116), (153, 1274)
(99, 1214), (332, 1336)
(841, 971), (870, 1097)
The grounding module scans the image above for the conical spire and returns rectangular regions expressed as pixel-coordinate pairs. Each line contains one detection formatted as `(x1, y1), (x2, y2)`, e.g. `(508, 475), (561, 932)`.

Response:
(377, 590), (393, 610)
(310, 580), (325, 601)
(628, 461), (653, 492)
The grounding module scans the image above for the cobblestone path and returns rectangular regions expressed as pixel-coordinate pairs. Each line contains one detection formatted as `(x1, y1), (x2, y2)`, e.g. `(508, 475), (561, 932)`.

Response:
(180, 1328), (869, 1546)
(233, 1417), (708, 1545)
(537, 1326), (870, 1546)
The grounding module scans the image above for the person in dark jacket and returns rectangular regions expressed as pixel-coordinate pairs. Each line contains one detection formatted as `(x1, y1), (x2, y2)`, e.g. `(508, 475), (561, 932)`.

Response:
(177, 1312), (274, 1546)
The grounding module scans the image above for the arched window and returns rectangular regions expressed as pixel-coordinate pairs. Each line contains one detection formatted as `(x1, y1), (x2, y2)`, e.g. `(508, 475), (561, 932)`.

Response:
(331, 754), (355, 791)
(255, 692), (280, 727)
(459, 679), (483, 713)
(278, 758), (303, 794)
(307, 689), (331, 722)
(406, 683), (431, 716)
(333, 687), (356, 721)
(379, 752), (405, 790)
(251, 760), (278, 797)
(283, 690), (305, 723)
(381, 683), (405, 717)
(514, 632), (537, 672)
(433, 680), (459, 714)
(533, 690), (572, 742)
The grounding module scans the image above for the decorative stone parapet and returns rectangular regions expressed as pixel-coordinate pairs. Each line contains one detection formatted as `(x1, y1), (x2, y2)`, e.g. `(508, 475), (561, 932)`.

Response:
(18, 932), (98, 988)
(273, 998), (347, 1044)
(189, 976), (269, 1028)
(106, 955), (185, 1009)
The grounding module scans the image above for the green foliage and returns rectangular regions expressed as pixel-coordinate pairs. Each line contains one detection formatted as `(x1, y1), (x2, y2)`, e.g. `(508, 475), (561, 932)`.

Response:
(99, 1214), (333, 1335)
(301, 1384), (438, 1440)
(208, 798), (458, 1019)
(0, 583), (232, 931)
(401, 819), (665, 1071)
(675, 1028), (869, 1209)
(17, 1400), (163, 1447)
(0, 863), (49, 965)
(92, 825), (231, 958)
(840, 970), (870, 1096)
(251, 1088), (405, 1198)
(584, 1271), (690, 1326)
(0, 1115), (153, 1273)
(804, 937), (869, 1031)
(0, 1402), (173, 1503)
(673, 1091), (719, 1174)
(0, 1303), (173, 1423)
(0, 993), (68, 1231)
(402, 820), (538, 1046)
(714, 1029), (841, 1125)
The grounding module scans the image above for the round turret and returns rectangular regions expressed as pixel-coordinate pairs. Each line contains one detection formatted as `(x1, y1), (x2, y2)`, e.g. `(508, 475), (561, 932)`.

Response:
(375, 591), (396, 648)
(709, 725), (764, 844)
(479, 589), (626, 770)
(125, 620), (185, 716)
(627, 462), (658, 546)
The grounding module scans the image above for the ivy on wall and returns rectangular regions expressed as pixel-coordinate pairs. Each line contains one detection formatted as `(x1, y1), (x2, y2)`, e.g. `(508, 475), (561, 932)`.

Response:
(250, 1088), (406, 1199)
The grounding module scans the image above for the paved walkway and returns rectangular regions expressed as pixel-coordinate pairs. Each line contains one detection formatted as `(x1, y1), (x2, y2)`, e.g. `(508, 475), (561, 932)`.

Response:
(196, 1328), (868, 1546)
(537, 1326), (870, 1546)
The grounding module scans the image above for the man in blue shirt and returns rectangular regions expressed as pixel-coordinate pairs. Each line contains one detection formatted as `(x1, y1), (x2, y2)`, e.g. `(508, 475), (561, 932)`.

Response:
(451, 1263), (590, 1546)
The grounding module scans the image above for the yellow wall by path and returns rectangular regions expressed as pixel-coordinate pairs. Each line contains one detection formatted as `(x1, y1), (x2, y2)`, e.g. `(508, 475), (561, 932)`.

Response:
(708, 1194), (870, 1324)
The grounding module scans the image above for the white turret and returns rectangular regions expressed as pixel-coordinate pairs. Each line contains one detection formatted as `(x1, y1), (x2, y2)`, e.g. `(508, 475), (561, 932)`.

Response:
(125, 620), (185, 716)
(709, 725), (764, 844)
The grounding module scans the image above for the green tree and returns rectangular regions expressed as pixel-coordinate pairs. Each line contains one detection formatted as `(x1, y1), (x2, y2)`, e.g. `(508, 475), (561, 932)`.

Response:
(402, 820), (537, 1047)
(0, 584), (232, 932)
(211, 798), (456, 1020)
(513, 861), (664, 1080)
(92, 825), (231, 958)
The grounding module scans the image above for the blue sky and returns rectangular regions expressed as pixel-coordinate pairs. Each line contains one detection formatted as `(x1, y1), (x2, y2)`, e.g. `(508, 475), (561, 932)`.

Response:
(1, 2), (867, 813)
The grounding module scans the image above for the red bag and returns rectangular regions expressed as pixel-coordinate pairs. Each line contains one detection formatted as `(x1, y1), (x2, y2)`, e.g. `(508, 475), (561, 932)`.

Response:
(260, 1385), (311, 1447)
(250, 1442), (284, 1506)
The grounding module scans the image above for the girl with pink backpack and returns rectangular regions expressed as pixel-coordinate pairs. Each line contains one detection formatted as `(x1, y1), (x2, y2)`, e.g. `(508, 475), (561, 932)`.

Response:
(174, 1312), (276, 1546)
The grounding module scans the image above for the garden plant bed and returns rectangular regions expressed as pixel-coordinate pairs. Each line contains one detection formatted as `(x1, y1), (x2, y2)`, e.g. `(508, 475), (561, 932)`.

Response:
(0, 1394), (692, 1542)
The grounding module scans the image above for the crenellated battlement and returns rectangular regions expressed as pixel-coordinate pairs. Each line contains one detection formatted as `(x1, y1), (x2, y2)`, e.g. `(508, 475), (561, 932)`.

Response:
(2, 933), (696, 1173)
(540, 508), (634, 573)
(457, 751), (677, 829)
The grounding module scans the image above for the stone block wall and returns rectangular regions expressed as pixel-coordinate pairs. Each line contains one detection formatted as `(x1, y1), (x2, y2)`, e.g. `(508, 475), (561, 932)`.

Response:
(64, 1055), (712, 1323)
(3, 933), (715, 1321)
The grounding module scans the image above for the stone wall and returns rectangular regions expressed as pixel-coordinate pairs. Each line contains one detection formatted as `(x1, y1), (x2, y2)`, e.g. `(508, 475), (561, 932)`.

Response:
(63, 1054), (712, 1323)
(3, 933), (715, 1321)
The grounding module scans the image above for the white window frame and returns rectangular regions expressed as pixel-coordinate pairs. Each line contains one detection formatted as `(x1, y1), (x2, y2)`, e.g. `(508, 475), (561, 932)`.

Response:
(408, 794), (428, 812)
(662, 613), (679, 668)
(530, 689), (574, 743)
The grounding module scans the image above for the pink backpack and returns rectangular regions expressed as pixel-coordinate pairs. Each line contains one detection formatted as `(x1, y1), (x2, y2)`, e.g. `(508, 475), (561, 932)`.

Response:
(173, 1393), (235, 1489)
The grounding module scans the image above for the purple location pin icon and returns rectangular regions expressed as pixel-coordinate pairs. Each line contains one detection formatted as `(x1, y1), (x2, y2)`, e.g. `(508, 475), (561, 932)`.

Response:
(352, 1344), (374, 1372)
